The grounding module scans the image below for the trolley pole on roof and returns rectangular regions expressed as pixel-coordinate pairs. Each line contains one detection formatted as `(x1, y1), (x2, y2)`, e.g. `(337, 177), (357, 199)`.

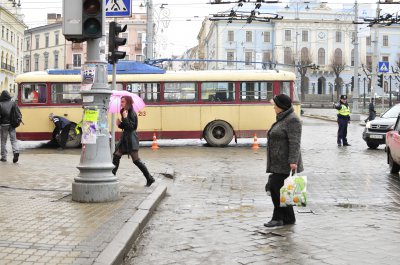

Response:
(63, 0), (119, 202)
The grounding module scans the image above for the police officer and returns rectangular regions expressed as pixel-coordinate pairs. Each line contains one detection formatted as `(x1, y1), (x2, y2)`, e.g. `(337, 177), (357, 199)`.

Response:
(334, 95), (351, 146)
(49, 113), (71, 150)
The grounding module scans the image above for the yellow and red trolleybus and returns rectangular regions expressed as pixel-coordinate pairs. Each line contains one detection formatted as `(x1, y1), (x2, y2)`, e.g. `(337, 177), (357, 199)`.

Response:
(15, 63), (298, 147)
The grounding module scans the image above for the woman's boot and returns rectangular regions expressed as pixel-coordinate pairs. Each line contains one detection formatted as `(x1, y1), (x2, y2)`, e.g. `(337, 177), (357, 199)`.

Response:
(112, 155), (121, 175)
(133, 159), (155, 187)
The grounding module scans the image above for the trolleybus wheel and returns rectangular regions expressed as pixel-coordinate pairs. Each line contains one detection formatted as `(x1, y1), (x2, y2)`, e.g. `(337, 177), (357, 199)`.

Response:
(204, 120), (234, 147)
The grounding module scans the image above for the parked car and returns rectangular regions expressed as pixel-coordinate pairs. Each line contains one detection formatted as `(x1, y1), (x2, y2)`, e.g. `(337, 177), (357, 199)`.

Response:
(385, 114), (400, 174)
(362, 104), (400, 149)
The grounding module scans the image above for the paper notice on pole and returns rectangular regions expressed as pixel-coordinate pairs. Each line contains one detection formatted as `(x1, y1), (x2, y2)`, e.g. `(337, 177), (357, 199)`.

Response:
(83, 109), (99, 122)
(81, 121), (97, 144)
(82, 96), (94, 103)
(81, 64), (96, 91)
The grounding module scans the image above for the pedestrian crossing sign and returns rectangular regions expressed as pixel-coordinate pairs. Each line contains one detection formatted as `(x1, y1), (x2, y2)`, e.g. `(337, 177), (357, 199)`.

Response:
(378, 61), (389, 73)
(106, 0), (131, 17)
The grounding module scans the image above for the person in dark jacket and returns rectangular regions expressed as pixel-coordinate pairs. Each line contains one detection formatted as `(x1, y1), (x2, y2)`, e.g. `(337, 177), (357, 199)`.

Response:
(112, 96), (155, 187)
(364, 98), (376, 123)
(334, 95), (351, 146)
(0, 90), (20, 163)
(49, 113), (71, 150)
(265, 94), (303, 228)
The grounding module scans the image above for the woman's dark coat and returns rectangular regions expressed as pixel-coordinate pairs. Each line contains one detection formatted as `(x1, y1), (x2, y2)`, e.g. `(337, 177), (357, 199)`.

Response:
(266, 107), (303, 174)
(115, 109), (139, 154)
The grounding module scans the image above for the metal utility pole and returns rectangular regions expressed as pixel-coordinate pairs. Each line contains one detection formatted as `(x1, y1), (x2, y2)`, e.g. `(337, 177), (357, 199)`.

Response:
(69, 0), (119, 202)
(371, 1), (381, 99)
(352, 0), (360, 117)
(146, 0), (154, 59)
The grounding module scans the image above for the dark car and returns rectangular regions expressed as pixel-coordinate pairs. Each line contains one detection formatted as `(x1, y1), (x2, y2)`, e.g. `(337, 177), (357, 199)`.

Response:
(362, 104), (400, 149)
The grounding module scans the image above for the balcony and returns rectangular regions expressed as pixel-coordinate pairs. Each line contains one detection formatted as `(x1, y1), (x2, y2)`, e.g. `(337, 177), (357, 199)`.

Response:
(72, 43), (83, 50)
(1, 63), (15, 73)
(135, 43), (142, 50)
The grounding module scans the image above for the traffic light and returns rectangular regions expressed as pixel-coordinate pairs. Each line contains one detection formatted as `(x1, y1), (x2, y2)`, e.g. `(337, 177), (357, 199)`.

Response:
(108, 22), (127, 64)
(377, 73), (383, 87)
(82, 0), (103, 40)
(62, 0), (104, 42)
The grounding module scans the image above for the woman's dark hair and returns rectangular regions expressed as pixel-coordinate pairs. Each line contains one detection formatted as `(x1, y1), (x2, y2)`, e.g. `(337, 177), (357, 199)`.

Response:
(120, 96), (133, 116)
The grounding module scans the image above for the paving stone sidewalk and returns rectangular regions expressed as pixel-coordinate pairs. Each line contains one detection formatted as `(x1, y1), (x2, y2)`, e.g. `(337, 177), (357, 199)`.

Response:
(0, 149), (167, 265)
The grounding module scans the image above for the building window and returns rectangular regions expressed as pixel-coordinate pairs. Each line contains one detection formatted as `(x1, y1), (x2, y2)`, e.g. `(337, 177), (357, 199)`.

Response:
(1, 26), (4, 38)
(366, 55), (372, 69)
(228, 31), (234, 42)
(246, 31), (252, 42)
(245, 51), (252, 65)
(366, 36), (371, 46)
(351, 49), (354, 66)
(383, 35), (389, 46)
(55, 33), (59, 46)
(45, 34), (49, 48)
(26, 38), (30, 51)
(302, 30), (308, 42)
(263, 31), (270, 43)
(318, 48), (325, 65)
(6, 29), (9, 41)
(351, 32), (356, 43)
(300, 47), (309, 62)
(334, 48), (343, 64)
(54, 53), (59, 69)
(262, 52), (271, 63)
(35, 36), (39, 49)
(73, 54), (82, 67)
(382, 56), (389, 62)
(44, 54), (49, 70)
(335, 31), (342, 43)
(24, 58), (30, 72)
(227, 51), (234, 66)
(284, 47), (292, 65)
(34, 56), (39, 71)
(285, 30), (291, 41)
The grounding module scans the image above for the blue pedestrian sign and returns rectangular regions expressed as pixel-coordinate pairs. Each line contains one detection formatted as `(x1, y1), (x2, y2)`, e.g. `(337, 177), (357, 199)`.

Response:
(378, 61), (389, 73)
(106, 0), (131, 17)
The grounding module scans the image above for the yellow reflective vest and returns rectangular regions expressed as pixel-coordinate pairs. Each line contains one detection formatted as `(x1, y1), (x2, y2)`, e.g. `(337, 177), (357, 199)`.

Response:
(337, 104), (350, 117)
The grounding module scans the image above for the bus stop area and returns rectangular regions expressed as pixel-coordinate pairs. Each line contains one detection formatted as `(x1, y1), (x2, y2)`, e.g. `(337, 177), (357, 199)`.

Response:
(0, 145), (167, 265)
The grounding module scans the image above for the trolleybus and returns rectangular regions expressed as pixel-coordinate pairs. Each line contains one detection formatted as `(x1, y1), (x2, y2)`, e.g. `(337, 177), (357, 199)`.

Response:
(15, 63), (298, 147)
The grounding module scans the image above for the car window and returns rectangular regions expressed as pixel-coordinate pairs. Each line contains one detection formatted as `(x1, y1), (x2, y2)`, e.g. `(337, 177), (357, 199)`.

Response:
(382, 105), (400, 118)
(395, 116), (400, 131)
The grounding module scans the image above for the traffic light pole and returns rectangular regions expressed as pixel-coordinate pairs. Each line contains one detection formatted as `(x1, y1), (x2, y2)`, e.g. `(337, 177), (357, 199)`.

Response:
(72, 38), (119, 202)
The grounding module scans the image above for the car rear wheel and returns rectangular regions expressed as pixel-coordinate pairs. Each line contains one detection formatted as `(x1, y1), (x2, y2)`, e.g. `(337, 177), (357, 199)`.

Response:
(366, 141), (379, 149)
(388, 150), (400, 174)
(204, 120), (234, 147)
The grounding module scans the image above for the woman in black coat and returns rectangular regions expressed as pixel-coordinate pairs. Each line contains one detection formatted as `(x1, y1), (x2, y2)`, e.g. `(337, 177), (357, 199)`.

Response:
(265, 94), (303, 228)
(112, 96), (155, 187)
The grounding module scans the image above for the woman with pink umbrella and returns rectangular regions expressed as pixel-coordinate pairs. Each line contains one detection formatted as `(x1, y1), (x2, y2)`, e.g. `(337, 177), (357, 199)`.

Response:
(111, 95), (155, 187)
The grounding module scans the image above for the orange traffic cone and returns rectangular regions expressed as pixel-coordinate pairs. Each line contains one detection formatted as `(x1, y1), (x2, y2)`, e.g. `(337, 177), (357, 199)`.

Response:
(151, 133), (159, 150)
(252, 134), (259, 149)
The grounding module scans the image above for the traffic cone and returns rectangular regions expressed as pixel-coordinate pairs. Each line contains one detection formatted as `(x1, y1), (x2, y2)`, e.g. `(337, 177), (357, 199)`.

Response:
(151, 133), (159, 150)
(252, 134), (260, 149)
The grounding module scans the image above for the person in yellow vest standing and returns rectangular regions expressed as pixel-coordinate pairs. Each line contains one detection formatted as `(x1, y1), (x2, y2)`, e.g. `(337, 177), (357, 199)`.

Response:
(334, 95), (351, 146)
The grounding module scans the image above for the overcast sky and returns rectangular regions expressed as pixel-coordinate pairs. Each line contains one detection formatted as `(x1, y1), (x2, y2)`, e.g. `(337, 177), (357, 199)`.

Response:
(19, 0), (392, 57)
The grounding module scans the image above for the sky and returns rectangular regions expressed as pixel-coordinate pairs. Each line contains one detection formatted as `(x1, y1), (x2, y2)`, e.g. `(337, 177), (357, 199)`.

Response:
(18, 0), (395, 57)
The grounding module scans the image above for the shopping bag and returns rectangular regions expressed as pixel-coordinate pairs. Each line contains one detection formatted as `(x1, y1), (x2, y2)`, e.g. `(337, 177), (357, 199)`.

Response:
(280, 171), (307, 207)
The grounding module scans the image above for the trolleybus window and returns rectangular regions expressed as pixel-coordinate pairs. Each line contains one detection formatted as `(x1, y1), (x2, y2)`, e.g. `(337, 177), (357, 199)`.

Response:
(21, 83), (47, 103)
(240, 82), (273, 101)
(281, 82), (290, 95)
(51, 83), (82, 104)
(164, 82), (197, 102)
(201, 82), (235, 102)
(127, 83), (160, 103)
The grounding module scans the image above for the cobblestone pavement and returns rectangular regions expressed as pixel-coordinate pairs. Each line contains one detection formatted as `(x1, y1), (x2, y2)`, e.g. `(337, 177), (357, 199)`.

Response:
(0, 146), (168, 265)
(125, 117), (400, 265)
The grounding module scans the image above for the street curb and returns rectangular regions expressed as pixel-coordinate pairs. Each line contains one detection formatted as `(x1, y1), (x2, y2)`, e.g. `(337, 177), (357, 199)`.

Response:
(94, 184), (167, 265)
(303, 114), (336, 122)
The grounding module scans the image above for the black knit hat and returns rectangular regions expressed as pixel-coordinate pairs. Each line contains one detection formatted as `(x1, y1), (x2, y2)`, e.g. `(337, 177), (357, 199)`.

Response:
(340, 95), (347, 100)
(273, 94), (292, 110)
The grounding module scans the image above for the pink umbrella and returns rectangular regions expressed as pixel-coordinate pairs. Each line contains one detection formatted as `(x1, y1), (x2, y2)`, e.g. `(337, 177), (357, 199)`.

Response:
(109, 90), (146, 113)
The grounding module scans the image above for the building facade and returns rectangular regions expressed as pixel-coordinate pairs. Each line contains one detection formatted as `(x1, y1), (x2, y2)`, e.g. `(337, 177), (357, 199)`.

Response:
(23, 13), (147, 72)
(0, 2), (25, 95)
(195, 0), (399, 98)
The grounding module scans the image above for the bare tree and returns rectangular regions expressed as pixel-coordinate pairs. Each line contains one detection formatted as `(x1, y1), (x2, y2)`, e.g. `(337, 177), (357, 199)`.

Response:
(296, 53), (313, 102)
(330, 54), (346, 101)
